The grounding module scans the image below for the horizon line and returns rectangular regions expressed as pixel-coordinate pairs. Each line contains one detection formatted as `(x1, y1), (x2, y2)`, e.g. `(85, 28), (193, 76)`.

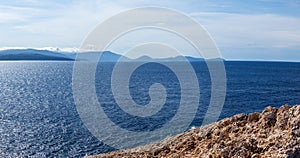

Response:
(0, 47), (299, 62)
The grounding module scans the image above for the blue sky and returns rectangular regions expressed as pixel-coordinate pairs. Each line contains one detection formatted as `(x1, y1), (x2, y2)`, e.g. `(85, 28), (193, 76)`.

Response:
(0, 0), (299, 61)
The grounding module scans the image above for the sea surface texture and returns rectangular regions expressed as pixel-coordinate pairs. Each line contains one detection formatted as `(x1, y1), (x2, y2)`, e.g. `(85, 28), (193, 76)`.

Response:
(0, 61), (299, 157)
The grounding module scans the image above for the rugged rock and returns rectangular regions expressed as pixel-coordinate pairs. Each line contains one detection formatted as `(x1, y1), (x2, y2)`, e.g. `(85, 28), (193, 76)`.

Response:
(87, 104), (300, 158)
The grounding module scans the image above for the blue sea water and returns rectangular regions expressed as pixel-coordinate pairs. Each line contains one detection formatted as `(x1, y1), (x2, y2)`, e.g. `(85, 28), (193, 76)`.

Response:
(0, 61), (299, 157)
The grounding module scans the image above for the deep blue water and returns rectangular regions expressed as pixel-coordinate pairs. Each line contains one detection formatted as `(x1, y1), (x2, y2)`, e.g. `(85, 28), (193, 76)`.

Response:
(0, 61), (299, 157)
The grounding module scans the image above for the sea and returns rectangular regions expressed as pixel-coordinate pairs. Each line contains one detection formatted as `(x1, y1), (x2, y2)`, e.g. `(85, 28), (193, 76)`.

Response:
(0, 61), (299, 157)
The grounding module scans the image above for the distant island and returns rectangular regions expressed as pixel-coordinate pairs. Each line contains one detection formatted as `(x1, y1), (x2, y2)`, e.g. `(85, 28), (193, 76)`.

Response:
(0, 48), (224, 62)
(0, 49), (74, 61)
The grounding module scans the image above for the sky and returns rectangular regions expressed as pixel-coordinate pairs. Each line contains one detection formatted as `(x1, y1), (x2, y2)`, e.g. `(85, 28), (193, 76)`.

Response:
(0, 0), (300, 61)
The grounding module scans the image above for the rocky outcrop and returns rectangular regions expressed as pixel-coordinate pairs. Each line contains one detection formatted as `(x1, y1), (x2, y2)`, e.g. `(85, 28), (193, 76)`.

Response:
(87, 105), (300, 158)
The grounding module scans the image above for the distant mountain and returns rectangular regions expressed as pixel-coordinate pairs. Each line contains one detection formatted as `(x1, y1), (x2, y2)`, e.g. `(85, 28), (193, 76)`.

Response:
(131, 55), (223, 62)
(75, 52), (211, 62)
(0, 49), (126, 61)
(0, 49), (74, 61)
(0, 48), (225, 62)
(75, 51), (128, 62)
(136, 55), (153, 61)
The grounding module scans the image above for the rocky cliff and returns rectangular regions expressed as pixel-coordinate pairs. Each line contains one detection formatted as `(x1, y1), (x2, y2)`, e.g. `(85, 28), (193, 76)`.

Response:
(88, 104), (300, 158)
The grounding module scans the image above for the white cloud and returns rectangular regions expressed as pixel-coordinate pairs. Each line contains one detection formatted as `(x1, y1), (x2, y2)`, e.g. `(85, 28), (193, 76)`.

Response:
(0, 12), (25, 23)
(190, 12), (300, 49)
(0, 1), (126, 47)
(0, 46), (78, 53)
(0, 1), (299, 60)
(4, 1), (299, 50)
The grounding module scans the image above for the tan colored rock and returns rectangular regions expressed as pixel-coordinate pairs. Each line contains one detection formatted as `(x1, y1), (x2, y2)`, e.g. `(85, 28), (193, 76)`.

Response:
(87, 105), (300, 158)
(248, 112), (260, 122)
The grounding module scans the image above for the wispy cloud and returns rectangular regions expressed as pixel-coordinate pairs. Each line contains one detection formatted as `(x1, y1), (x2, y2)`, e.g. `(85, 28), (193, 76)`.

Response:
(0, 5), (39, 24)
(191, 12), (300, 48)
(0, 1), (126, 47)
(189, 12), (300, 60)
(0, 0), (299, 61)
